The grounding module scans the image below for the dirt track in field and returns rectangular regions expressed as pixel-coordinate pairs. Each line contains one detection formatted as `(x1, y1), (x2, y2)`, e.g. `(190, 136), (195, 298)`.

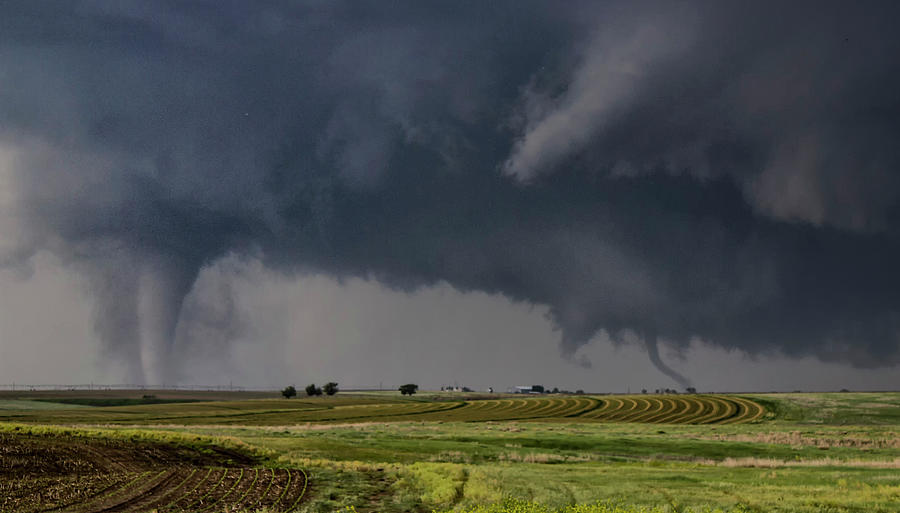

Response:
(0, 432), (307, 513)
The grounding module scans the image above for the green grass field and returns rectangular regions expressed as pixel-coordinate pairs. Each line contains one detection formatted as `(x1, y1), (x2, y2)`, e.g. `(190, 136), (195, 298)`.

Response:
(1, 391), (898, 512)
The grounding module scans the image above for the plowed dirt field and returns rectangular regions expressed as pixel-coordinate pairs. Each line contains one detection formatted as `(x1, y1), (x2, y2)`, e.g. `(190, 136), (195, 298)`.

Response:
(0, 431), (307, 513)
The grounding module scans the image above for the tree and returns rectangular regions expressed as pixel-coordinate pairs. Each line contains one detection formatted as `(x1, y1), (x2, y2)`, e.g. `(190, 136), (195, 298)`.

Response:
(399, 384), (418, 396)
(305, 383), (322, 396)
(281, 385), (297, 399)
(323, 382), (339, 396)
(686, 387), (697, 394)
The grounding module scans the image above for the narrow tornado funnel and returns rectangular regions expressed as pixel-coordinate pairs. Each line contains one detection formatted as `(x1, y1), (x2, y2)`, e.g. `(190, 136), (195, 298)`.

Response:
(643, 330), (693, 390)
(138, 257), (200, 385)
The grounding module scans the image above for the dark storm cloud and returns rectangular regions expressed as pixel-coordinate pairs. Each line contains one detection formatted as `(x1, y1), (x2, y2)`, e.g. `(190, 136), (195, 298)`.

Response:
(1, 0), (899, 384)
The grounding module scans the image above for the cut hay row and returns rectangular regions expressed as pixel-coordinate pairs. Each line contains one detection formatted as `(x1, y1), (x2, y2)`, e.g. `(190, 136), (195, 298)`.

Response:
(522, 398), (560, 417)
(687, 397), (720, 424)
(560, 397), (600, 417)
(724, 396), (766, 424)
(617, 398), (642, 420)
(601, 397), (645, 422)
(196, 394), (765, 425)
(628, 398), (665, 423)
(702, 397), (738, 424)
(597, 397), (635, 421)
(589, 397), (618, 420)
(579, 397), (621, 420)
(500, 398), (544, 418)
(407, 395), (764, 425)
(613, 397), (643, 420)
(582, 396), (630, 421)
(540, 397), (588, 417)
(274, 401), (451, 423)
(467, 399), (508, 416)
(654, 397), (698, 424)
(433, 401), (504, 421)
(641, 397), (678, 424)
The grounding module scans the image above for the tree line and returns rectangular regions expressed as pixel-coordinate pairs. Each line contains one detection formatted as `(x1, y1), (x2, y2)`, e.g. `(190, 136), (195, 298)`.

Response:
(281, 382), (339, 398)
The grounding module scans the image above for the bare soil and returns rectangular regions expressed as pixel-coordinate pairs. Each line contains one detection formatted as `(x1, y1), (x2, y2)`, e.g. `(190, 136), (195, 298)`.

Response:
(0, 432), (306, 513)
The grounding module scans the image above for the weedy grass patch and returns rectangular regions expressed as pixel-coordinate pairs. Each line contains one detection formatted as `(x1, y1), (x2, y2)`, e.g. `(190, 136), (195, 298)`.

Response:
(430, 499), (754, 513)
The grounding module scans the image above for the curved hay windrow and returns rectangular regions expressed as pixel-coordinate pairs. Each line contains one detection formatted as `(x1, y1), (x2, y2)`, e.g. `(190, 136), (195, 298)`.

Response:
(327, 395), (768, 425)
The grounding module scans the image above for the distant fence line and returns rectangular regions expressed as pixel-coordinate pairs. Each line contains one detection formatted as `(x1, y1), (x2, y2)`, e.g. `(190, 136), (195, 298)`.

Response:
(1, 383), (260, 392)
(0, 383), (397, 392)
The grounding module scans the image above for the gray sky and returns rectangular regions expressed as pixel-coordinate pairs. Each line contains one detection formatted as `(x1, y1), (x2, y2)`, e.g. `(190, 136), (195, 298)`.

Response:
(2, 1), (900, 391)
(2, 252), (897, 392)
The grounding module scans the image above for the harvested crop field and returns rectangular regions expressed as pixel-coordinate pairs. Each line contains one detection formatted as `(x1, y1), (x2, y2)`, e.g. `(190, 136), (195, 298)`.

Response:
(0, 394), (766, 426)
(0, 431), (307, 513)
